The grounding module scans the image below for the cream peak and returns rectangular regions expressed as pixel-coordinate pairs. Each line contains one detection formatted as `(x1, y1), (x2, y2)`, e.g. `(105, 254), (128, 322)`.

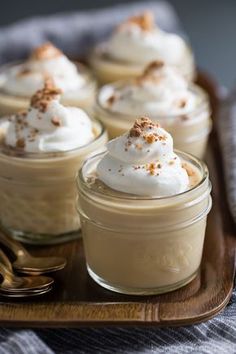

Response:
(30, 42), (63, 61)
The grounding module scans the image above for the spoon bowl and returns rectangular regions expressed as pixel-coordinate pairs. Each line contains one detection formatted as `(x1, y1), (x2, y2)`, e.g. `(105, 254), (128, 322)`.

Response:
(0, 249), (54, 294)
(13, 255), (67, 274)
(1, 272), (54, 292)
(0, 229), (67, 274)
(0, 286), (53, 297)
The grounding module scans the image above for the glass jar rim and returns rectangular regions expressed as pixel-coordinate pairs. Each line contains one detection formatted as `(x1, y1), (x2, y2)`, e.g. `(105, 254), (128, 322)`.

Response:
(0, 60), (95, 100)
(96, 81), (209, 121)
(0, 119), (106, 160)
(77, 149), (209, 202)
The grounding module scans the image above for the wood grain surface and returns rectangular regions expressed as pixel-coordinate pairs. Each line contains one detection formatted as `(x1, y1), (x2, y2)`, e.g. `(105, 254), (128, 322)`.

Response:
(0, 72), (235, 327)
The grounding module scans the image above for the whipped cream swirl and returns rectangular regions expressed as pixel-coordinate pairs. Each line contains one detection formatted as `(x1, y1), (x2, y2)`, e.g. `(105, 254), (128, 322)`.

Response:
(3, 81), (94, 153)
(106, 12), (188, 66)
(103, 61), (197, 116)
(2, 42), (85, 97)
(97, 117), (189, 196)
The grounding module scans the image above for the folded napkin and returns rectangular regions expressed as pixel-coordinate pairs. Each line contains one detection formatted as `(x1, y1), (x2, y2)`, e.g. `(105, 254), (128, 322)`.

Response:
(0, 2), (235, 354)
(218, 92), (236, 223)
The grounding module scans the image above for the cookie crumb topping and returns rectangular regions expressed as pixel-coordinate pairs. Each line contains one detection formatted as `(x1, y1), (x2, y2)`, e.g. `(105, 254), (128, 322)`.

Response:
(30, 42), (62, 60)
(124, 117), (168, 154)
(143, 60), (164, 76)
(17, 68), (32, 77)
(16, 138), (25, 149)
(136, 60), (165, 85)
(120, 11), (154, 32)
(107, 94), (117, 106)
(127, 117), (167, 150)
(128, 116), (158, 138)
(30, 79), (62, 113)
(182, 162), (195, 176)
(51, 117), (61, 127)
(177, 99), (187, 108)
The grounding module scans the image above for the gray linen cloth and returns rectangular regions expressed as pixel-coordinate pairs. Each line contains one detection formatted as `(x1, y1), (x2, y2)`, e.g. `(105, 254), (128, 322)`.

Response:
(218, 92), (236, 222)
(0, 289), (235, 354)
(0, 1), (235, 353)
(0, 1), (182, 64)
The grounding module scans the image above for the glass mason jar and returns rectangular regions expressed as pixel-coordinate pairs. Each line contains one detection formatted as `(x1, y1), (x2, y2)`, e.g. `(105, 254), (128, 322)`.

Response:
(95, 82), (212, 159)
(0, 120), (107, 245)
(77, 151), (212, 295)
(89, 44), (196, 84)
(0, 62), (96, 116)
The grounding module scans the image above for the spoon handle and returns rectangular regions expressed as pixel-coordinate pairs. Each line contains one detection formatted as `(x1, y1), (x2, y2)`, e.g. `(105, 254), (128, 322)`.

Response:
(0, 228), (28, 258)
(0, 257), (14, 283)
(0, 249), (13, 270)
(0, 250), (16, 284)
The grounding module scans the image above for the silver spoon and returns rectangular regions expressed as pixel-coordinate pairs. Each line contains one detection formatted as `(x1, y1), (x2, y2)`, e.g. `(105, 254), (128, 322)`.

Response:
(0, 229), (67, 274)
(0, 286), (53, 297)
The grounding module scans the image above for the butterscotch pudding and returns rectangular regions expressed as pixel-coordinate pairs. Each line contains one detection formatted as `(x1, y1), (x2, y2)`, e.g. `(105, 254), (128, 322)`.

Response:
(95, 61), (212, 158)
(90, 11), (195, 84)
(77, 117), (212, 295)
(0, 81), (107, 245)
(0, 42), (96, 116)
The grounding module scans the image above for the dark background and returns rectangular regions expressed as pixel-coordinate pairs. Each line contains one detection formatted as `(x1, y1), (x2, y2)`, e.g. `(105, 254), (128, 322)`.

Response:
(0, 0), (235, 88)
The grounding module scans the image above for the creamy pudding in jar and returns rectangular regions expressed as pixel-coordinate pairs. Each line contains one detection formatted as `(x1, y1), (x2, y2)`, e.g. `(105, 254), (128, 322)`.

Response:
(95, 61), (212, 158)
(0, 80), (107, 245)
(77, 117), (212, 295)
(0, 42), (96, 116)
(90, 11), (195, 84)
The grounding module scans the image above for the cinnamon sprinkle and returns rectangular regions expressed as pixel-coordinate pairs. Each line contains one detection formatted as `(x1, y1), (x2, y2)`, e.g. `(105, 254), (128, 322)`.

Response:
(135, 143), (143, 150)
(145, 134), (156, 144)
(146, 162), (156, 176)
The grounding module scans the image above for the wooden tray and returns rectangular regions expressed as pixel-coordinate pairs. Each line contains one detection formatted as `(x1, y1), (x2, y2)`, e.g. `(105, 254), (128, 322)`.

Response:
(0, 73), (235, 327)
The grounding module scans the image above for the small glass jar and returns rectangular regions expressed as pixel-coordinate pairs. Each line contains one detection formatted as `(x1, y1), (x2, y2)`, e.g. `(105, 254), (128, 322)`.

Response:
(90, 44), (195, 84)
(0, 62), (96, 116)
(95, 82), (212, 159)
(0, 120), (107, 245)
(77, 151), (212, 295)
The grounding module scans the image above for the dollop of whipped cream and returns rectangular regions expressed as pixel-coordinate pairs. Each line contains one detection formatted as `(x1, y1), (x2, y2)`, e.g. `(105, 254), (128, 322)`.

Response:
(106, 12), (188, 66)
(3, 80), (94, 153)
(103, 61), (197, 116)
(97, 117), (189, 196)
(3, 42), (85, 96)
